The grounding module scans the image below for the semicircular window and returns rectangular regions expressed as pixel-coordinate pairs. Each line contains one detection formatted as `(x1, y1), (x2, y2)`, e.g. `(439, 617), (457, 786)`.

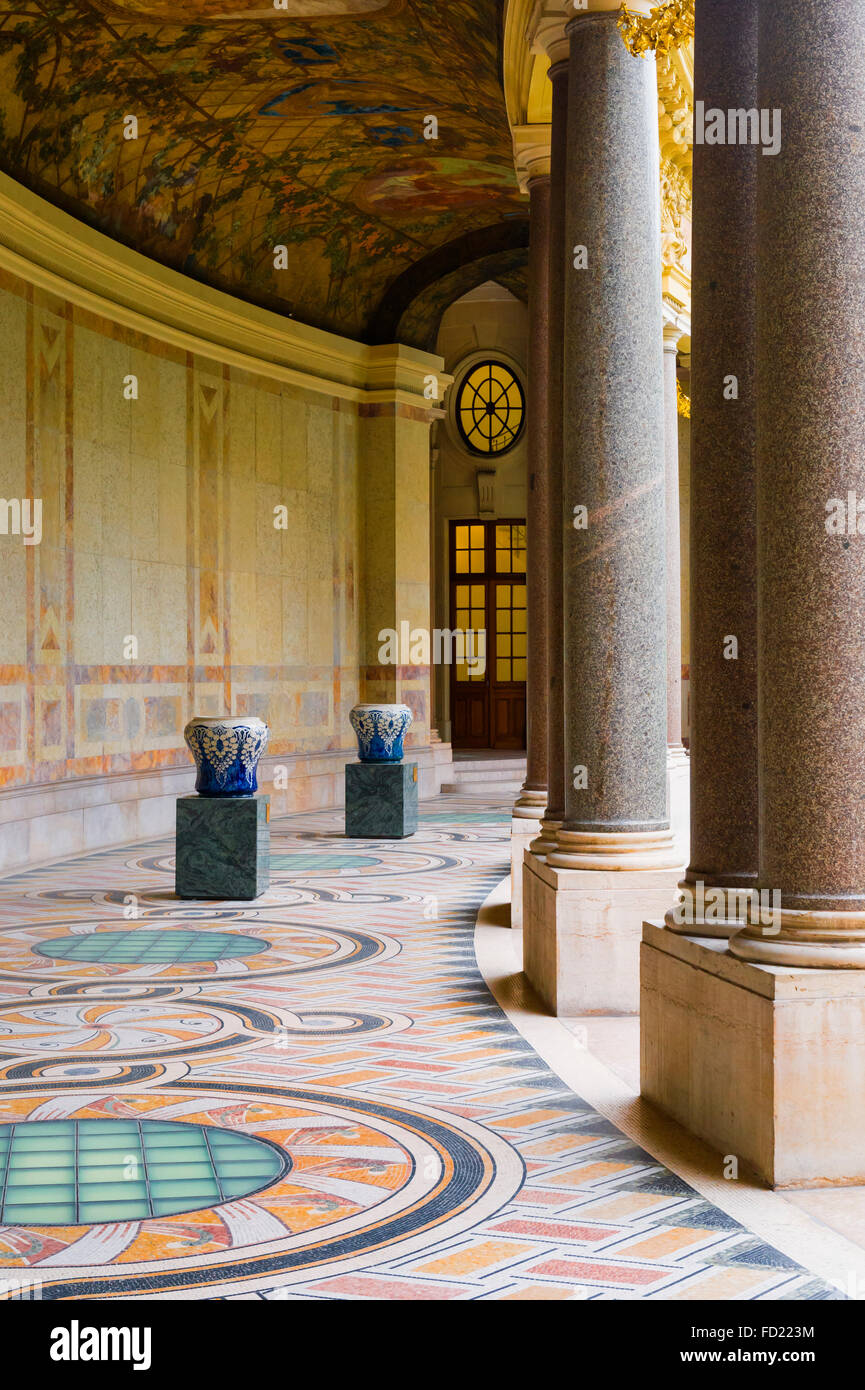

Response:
(0, 1118), (288, 1225)
(456, 360), (525, 456)
(33, 929), (270, 965)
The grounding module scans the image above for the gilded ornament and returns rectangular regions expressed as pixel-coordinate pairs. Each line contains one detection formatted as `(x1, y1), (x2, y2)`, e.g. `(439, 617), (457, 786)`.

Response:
(618, 0), (695, 58)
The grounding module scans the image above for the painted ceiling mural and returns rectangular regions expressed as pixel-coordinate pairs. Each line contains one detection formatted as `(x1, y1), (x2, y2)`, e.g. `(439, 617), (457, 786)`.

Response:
(0, 0), (528, 343)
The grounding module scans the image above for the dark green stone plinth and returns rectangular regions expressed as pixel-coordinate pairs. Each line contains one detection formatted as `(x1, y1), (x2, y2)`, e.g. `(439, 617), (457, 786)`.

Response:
(345, 762), (418, 839)
(175, 795), (270, 900)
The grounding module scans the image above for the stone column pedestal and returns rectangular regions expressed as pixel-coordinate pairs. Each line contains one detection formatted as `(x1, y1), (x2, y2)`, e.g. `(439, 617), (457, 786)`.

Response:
(642, 921), (865, 1187)
(511, 814), (541, 929)
(525, 857), (680, 1015)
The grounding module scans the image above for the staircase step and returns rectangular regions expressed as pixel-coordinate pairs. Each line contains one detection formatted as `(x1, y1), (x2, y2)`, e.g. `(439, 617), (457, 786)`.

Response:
(447, 764), (527, 781)
(441, 780), (524, 796)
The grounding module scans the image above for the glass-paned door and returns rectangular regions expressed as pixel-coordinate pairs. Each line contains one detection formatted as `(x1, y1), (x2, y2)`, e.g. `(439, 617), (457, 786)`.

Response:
(449, 520), (527, 749)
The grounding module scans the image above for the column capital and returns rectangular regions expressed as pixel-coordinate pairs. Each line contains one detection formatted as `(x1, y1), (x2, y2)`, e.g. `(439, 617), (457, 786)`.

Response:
(512, 124), (552, 191)
(662, 319), (683, 352)
(527, 2), (571, 67)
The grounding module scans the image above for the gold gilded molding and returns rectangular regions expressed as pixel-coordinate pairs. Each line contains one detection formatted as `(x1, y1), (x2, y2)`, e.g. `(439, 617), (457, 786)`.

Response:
(661, 155), (691, 278)
(677, 379), (691, 419)
(617, 0), (694, 58)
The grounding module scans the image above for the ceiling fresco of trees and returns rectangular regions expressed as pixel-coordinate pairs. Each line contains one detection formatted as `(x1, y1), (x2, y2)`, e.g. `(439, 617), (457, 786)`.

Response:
(0, 0), (528, 344)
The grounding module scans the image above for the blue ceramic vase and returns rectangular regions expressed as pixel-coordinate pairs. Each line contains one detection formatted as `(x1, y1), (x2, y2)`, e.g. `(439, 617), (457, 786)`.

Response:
(183, 716), (270, 797)
(349, 703), (413, 763)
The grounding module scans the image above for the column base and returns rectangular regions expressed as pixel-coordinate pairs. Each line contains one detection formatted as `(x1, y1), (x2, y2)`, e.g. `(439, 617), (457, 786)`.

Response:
(548, 826), (682, 872)
(664, 880), (753, 939)
(529, 815), (562, 859)
(522, 852), (682, 1015)
(730, 907), (865, 969)
(512, 785), (547, 820)
(642, 920), (865, 1186)
(510, 814), (541, 928)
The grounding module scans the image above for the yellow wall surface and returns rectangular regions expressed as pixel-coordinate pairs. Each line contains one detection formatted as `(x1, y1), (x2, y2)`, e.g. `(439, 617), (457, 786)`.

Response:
(0, 265), (368, 790)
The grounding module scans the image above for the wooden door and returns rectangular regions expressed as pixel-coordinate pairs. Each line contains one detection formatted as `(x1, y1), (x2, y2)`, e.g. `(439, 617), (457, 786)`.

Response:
(449, 520), (527, 749)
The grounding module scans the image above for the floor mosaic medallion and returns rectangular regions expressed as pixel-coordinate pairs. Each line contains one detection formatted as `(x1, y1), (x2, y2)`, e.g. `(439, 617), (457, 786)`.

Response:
(0, 800), (846, 1300)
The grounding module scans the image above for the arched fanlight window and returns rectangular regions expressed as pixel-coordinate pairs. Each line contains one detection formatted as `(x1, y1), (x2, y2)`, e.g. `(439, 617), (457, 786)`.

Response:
(455, 359), (525, 456)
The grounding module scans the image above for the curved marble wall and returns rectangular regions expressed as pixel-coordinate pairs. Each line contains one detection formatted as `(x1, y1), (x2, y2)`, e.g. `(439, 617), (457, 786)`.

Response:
(0, 176), (450, 870)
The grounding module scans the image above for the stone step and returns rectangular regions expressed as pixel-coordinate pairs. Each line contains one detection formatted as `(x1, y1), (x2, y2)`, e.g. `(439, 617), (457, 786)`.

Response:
(447, 762), (527, 780)
(440, 779), (524, 796)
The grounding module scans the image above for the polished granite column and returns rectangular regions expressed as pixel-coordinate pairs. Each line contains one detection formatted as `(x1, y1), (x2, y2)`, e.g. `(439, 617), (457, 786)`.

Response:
(523, 9), (679, 1016)
(731, 0), (865, 967)
(530, 58), (569, 861)
(514, 173), (551, 824)
(642, 0), (865, 1186)
(665, 0), (759, 936)
(547, 9), (677, 874)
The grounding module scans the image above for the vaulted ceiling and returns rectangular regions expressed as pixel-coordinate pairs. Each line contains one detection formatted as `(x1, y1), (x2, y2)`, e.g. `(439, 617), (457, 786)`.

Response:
(0, 0), (528, 345)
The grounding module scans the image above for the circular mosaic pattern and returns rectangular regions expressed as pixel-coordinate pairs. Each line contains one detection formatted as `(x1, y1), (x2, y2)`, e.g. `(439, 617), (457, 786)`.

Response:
(126, 846), (464, 879)
(32, 930), (270, 966)
(0, 1085), (523, 1298)
(0, 1118), (288, 1225)
(0, 918), (397, 986)
(0, 1002), (224, 1054)
(15, 1062), (161, 1084)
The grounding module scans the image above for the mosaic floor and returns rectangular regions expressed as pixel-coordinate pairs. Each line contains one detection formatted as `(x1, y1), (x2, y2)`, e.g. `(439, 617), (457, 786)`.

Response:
(0, 797), (843, 1300)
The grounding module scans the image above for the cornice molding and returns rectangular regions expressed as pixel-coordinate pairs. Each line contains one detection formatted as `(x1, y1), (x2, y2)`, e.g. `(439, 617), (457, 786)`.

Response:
(0, 173), (445, 408)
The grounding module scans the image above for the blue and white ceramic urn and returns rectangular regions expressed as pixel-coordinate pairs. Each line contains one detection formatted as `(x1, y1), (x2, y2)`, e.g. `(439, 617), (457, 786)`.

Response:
(183, 716), (270, 797)
(349, 703), (413, 763)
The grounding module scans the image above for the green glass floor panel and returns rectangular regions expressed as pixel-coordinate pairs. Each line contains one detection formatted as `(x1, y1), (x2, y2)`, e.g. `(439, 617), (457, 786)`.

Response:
(151, 1197), (205, 1217)
(8, 1152), (75, 1171)
(146, 1161), (214, 1180)
(220, 1176), (268, 1198)
(33, 930), (270, 965)
(4, 1203), (77, 1223)
(0, 1118), (289, 1225)
(6, 1183), (75, 1203)
(11, 1133), (76, 1152)
(6, 1173), (74, 1195)
(142, 1131), (210, 1150)
(78, 1201), (152, 1222)
(149, 1180), (220, 1200)
(78, 1181), (149, 1202)
(78, 1153), (142, 1169)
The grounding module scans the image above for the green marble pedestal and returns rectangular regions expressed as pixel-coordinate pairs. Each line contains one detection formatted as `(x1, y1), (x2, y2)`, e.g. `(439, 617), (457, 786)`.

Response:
(345, 762), (418, 839)
(175, 795), (270, 899)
